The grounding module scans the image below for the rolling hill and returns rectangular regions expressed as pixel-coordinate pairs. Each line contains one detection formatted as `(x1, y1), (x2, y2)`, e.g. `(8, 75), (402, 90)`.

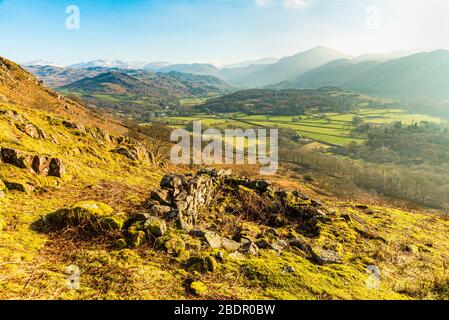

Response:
(344, 50), (449, 99)
(226, 46), (351, 88)
(271, 50), (449, 100)
(59, 70), (233, 98)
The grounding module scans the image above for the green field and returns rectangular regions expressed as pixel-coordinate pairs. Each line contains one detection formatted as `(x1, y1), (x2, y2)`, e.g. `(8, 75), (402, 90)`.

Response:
(153, 108), (446, 146)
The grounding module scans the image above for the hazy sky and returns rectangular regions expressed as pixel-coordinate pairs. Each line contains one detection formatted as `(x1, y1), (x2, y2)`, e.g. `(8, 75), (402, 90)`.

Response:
(0, 0), (448, 66)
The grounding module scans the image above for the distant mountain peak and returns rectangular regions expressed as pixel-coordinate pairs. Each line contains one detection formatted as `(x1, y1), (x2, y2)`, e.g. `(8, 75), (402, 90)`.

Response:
(24, 59), (60, 67)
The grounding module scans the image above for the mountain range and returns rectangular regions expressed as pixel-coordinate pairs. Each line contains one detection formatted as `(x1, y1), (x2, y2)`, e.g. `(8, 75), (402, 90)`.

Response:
(276, 50), (449, 99)
(24, 46), (449, 100)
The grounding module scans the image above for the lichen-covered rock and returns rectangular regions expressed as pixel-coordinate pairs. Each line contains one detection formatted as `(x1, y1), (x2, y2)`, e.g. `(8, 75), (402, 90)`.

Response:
(111, 136), (149, 162)
(190, 281), (207, 297)
(1, 147), (34, 169)
(249, 179), (271, 192)
(174, 200), (188, 211)
(271, 240), (288, 253)
(227, 251), (246, 260)
(4, 181), (34, 193)
(144, 216), (167, 237)
(186, 255), (217, 273)
(62, 120), (86, 133)
(44, 201), (124, 232)
(190, 229), (206, 237)
(149, 188), (172, 206)
(221, 237), (240, 252)
(133, 212), (152, 222)
(150, 205), (172, 217)
(160, 174), (186, 190)
(239, 241), (259, 256)
(313, 249), (343, 265)
(48, 158), (65, 178)
(204, 231), (222, 249)
(198, 167), (232, 178)
(16, 123), (40, 139)
(90, 127), (111, 144)
(111, 147), (135, 160)
(32, 155), (51, 176)
(164, 236), (186, 256)
(289, 237), (313, 255)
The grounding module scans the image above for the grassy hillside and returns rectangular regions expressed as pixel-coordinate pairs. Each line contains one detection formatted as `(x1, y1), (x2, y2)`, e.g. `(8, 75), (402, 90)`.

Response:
(1, 56), (449, 300)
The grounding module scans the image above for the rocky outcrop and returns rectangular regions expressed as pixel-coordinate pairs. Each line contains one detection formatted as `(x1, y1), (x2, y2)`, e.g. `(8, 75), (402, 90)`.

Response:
(43, 201), (125, 233)
(1, 109), (47, 140)
(0, 146), (65, 177)
(313, 249), (343, 265)
(62, 120), (86, 134)
(138, 168), (336, 261)
(48, 158), (65, 178)
(147, 168), (232, 229)
(111, 136), (149, 163)
(1, 147), (34, 169)
(3, 181), (34, 193)
(32, 155), (52, 176)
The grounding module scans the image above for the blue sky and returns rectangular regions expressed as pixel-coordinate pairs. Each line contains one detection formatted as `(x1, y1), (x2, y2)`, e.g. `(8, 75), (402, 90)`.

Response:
(0, 0), (448, 66)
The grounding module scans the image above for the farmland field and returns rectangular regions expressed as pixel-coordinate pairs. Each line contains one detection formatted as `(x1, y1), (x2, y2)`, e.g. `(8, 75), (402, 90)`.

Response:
(153, 108), (445, 146)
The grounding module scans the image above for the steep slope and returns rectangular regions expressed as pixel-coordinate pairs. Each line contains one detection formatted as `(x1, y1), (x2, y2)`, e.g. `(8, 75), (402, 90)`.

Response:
(345, 50), (449, 99)
(0, 56), (169, 299)
(230, 46), (351, 88)
(273, 59), (380, 89)
(0, 58), (124, 133)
